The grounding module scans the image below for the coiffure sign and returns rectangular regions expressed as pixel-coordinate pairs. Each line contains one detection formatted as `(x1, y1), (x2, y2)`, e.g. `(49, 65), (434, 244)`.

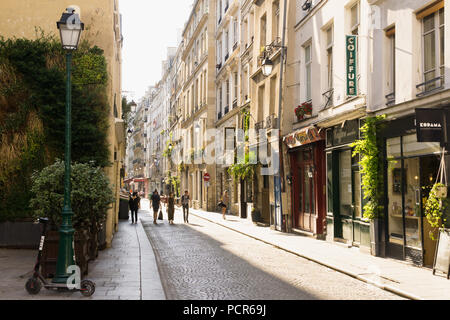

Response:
(346, 35), (357, 96)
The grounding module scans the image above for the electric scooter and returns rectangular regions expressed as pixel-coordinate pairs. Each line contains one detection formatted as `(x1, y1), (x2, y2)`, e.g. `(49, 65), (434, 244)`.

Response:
(25, 217), (96, 297)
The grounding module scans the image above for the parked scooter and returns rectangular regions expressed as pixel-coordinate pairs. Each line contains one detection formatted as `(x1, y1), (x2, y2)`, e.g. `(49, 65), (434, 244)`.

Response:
(25, 217), (95, 297)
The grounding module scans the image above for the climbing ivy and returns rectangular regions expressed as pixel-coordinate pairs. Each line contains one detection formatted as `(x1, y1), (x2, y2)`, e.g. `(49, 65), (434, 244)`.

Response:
(351, 115), (386, 221)
(0, 34), (111, 222)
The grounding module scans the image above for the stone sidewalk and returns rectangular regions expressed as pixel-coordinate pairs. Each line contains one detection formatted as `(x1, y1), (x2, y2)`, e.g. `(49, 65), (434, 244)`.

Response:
(189, 208), (450, 300)
(0, 199), (165, 300)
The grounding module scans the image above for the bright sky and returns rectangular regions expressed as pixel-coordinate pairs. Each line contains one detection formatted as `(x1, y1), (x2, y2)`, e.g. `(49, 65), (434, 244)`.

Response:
(121, 0), (194, 101)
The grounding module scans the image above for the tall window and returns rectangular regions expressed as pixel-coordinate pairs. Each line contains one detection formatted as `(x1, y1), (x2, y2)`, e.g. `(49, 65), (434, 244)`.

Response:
(272, 1), (280, 41)
(217, 40), (222, 64)
(386, 26), (396, 101)
(224, 31), (229, 58)
(233, 72), (238, 105)
(305, 44), (312, 101)
(326, 25), (334, 93)
(233, 19), (238, 47)
(226, 79), (230, 112)
(260, 14), (267, 49)
(422, 8), (445, 92)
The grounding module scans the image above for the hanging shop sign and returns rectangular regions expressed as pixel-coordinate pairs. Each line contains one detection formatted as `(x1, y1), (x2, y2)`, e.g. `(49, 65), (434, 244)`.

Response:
(416, 108), (448, 144)
(346, 35), (357, 97)
(284, 126), (324, 149)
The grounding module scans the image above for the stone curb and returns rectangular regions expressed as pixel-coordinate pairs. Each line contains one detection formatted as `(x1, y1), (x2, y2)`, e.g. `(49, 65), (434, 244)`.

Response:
(189, 210), (422, 301)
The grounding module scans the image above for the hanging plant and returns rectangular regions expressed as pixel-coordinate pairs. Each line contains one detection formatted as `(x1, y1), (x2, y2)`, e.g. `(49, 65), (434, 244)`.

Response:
(228, 151), (258, 181)
(351, 115), (385, 221)
(424, 183), (448, 240)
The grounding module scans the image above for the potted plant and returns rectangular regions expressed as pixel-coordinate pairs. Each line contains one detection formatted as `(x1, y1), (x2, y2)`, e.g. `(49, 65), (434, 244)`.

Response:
(295, 101), (313, 121)
(30, 160), (114, 277)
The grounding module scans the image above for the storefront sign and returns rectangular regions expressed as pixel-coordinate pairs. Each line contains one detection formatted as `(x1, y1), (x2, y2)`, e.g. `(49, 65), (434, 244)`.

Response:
(346, 35), (357, 96)
(284, 126), (324, 149)
(416, 108), (447, 143)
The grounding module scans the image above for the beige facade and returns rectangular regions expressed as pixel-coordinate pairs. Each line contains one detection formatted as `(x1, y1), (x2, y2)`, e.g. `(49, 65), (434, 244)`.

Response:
(0, 0), (124, 248)
(180, 0), (218, 212)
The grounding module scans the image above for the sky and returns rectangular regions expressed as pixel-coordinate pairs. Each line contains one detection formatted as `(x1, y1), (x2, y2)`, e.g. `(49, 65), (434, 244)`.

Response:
(121, 0), (194, 102)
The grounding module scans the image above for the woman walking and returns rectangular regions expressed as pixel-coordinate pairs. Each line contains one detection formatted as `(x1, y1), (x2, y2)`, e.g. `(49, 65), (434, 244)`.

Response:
(150, 189), (161, 224)
(167, 192), (175, 225)
(221, 190), (229, 220)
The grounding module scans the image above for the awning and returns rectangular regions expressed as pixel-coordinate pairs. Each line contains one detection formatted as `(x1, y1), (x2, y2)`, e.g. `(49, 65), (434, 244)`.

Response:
(283, 126), (325, 149)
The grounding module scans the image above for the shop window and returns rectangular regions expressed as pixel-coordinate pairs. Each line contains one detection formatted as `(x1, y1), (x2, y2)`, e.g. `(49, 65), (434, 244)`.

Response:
(326, 152), (333, 214)
(339, 150), (353, 217)
(402, 134), (440, 157)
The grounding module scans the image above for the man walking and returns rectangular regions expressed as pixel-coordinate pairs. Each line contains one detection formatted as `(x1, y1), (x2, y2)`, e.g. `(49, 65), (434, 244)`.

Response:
(150, 189), (161, 224)
(129, 192), (140, 224)
(181, 190), (190, 223)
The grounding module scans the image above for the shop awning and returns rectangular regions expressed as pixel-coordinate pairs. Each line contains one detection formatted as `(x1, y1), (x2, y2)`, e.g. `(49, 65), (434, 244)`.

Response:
(283, 126), (325, 149)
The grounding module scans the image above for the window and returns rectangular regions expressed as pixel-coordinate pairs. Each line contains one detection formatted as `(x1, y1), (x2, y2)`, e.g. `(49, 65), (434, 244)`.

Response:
(226, 79), (230, 112)
(224, 31), (229, 58)
(421, 8), (445, 92)
(272, 1), (280, 41)
(233, 72), (238, 105)
(233, 19), (238, 47)
(305, 44), (312, 101)
(325, 25), (334, 108)
(386, 26), (396, 103)
(260, 14), (267, 49)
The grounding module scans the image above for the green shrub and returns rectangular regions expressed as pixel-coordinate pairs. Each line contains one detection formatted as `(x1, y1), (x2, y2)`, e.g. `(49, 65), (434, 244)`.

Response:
(30, 160), (115, 231)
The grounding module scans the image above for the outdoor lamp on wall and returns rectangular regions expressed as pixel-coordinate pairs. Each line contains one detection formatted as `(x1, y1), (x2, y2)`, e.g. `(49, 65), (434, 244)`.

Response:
(261, 58), (274, 77)
(57, 7), (84, 50)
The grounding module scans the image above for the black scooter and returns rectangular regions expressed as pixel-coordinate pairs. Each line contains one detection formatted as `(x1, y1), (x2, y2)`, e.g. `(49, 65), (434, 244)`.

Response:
(25, 217), (95, 297)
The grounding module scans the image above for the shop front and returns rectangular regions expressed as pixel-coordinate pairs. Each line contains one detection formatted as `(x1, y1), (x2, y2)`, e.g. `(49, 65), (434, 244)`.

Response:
(325, 119), (371, 250)
(381, 115), (446, 266)
(285, 126), (326, 237)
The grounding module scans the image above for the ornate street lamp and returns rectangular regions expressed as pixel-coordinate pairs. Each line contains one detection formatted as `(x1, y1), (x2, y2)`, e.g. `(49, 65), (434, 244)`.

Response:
(52, 7), (84, 284)
(261, 58), (274, 77)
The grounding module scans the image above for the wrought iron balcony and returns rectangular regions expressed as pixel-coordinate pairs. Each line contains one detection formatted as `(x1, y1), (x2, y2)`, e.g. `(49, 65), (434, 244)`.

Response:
(224, 106), (229, 115)
(385, 92), (395, 106)
(255, 121), (265, 131)
(266, 114), (278, 130)
(322, 88), (334, 109)
(416, 76), (444, 97)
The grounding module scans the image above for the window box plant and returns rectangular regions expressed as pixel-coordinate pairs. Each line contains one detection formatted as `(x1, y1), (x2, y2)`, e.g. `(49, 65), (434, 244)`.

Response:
(295, 101), (313, 121)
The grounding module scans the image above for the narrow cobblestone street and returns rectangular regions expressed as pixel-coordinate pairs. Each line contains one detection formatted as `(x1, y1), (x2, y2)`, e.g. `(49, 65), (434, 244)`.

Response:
(142, 208), (404, 300)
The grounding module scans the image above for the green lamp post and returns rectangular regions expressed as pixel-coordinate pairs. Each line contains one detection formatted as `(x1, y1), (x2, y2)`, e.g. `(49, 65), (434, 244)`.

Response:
(52, 7), (84, 284)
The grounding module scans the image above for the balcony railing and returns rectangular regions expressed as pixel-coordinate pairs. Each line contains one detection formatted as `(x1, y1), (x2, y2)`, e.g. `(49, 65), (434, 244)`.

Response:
(266, 114), (278, 130)
(224, 53), (229, 61)
(216, 62), (222, 70)
(385, 92), (395, 106)
(322, 88), (334, 109)
(224, 106), (229, 115)
(218, 111), (223, 120)
(416, 76), (444, 97)
(233, 99), (238, 109)
(255, 121), (265, 131)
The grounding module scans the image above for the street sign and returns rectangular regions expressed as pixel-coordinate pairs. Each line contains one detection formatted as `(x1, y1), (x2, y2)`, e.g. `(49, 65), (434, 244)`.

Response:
(204, 173), (210, 182)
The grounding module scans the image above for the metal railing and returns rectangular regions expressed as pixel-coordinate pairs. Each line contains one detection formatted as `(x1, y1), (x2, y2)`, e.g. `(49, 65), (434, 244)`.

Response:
(385, 92), (395, 106)
(322, 88), (334, 109)
(416, 76), (444, 97)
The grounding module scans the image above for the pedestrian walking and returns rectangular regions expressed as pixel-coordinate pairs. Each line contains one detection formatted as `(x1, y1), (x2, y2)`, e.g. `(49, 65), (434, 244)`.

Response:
(167, 192), (175, 225)
(181, 190), (190, 223)
(150, 189), (161, 224)
(129, 192), (141, 224)
(221, 190), (229, 220)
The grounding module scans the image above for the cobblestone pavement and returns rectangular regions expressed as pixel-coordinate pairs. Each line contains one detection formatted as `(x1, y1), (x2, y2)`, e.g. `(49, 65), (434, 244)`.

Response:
(142, 209), (405, 300)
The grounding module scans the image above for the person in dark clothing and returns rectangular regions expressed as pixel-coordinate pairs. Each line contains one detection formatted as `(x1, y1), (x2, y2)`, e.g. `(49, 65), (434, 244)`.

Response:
(181, 190), (190, 223)
(129, 192), (141, 224)
(167, 192), (175, 225)
(150, 189), (161, 224)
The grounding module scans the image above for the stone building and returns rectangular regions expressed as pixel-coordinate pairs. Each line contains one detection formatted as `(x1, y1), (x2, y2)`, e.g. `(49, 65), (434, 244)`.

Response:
(179, 0), (218, 211)
(0, 0), (124, 248)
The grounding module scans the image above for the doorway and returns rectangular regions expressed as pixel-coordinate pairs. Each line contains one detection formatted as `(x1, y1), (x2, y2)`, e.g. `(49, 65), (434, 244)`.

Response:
(294, 148), (315, 233)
